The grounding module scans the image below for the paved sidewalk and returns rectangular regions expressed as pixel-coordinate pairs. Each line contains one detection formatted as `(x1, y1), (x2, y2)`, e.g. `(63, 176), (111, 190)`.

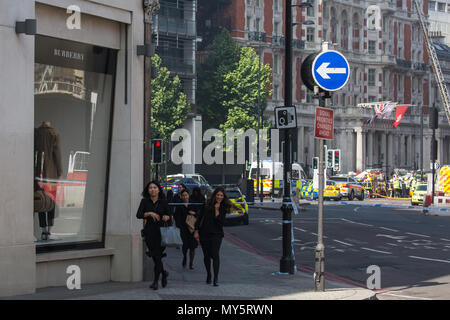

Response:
(8, 235), (376, 300)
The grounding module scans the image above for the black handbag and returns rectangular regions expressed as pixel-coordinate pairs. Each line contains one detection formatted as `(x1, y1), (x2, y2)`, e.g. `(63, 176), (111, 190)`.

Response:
(34, 189), (55, 212)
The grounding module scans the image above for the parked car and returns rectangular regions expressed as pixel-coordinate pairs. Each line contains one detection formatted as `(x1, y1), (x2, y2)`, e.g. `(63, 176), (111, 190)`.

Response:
(299, 180), (318, 200)
(224, 187), (249, 225)
(324, 180), (342, 201)
(330, 176), (364, 201)
(165, 174), (213, 197)
(411, 184), (427, 205)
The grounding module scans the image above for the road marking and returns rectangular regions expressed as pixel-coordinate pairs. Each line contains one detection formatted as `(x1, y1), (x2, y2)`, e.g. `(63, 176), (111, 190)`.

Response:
(333, 240), (353, 246)
(361, 247), (392, 255)
(310, 232), (328, 238)
(406, 232), (430, 238)
(386, 243), (398, 246)
(409, 256), (450, 264)
(378, 292), (432, 300)
(441, 238), (450, 242)
(294, 227), (307, 232)
(376, 234), (406, 240)
(340, 218), (373, 227)
(353, 207), (360, 213)
(379, 227), (399, 232)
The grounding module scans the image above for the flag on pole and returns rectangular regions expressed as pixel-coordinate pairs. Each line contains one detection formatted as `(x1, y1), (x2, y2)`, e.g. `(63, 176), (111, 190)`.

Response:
(392, 105), (411, 128)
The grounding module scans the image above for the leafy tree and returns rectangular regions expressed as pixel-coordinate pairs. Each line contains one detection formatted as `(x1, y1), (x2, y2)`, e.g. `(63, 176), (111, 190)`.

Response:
(197, 28), (240, 129)
(151, 54), (190, 142)
(220, 46), (272, 132)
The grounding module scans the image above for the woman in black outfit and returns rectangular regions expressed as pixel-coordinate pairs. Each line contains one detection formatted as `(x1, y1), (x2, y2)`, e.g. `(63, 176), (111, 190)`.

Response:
(194, 187), (231, 287)
(136, 181), (171, 290)
(174, 189), (198, 269)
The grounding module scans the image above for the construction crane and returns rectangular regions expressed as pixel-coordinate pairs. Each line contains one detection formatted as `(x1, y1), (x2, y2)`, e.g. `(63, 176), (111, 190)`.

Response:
(413, 0), (450, 125)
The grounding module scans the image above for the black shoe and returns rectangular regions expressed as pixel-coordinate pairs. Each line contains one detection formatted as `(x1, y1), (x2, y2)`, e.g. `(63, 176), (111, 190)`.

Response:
(206, 274), (212, 284)
(182, 256), (187, 268)
(162, 271), (169, 288)
(213, 280), (219, 287)
(189, 264), (194, 270)
(41, 232), (48, 241)
(149, 281), (158, 290)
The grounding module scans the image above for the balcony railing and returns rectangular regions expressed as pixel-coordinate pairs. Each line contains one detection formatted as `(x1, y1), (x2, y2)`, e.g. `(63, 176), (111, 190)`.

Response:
(293, 39), (305, 49)
(396, 58), (412, 69)
(159, 56), (195, 75)
(413, 62), (427, 71)
(248, 31), (266, 42)
(272, 35), (285, 47)
(155, 16), (196, 37)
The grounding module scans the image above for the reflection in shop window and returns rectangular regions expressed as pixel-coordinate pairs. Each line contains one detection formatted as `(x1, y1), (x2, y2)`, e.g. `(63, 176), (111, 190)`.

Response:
(34, 36), (117, 249)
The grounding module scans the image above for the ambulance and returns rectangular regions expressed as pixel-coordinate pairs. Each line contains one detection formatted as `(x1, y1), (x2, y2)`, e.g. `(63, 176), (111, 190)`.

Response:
(248, 160), (306, 197)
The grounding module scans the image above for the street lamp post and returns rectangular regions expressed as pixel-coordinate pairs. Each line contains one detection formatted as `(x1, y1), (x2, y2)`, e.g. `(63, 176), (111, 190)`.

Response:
(280, 0), (313, 275)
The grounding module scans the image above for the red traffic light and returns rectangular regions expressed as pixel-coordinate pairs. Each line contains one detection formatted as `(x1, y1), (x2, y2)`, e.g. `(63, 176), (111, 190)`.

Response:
(156, 141), (161, 147)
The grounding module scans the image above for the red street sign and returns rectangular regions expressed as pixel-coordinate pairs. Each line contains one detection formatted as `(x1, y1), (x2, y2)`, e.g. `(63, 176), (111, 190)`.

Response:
(314, 107), (334, 140)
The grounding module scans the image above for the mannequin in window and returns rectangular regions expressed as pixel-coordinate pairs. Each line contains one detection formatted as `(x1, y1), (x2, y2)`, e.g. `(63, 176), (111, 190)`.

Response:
(34, 121), (62, 240)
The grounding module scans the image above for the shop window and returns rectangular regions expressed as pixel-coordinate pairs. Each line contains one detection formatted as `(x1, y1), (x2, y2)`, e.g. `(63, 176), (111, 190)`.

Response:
(34, 36), (117, 251)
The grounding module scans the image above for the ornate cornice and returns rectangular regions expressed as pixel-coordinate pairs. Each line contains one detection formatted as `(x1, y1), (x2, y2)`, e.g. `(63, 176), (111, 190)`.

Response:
(144, 0), (160, 23)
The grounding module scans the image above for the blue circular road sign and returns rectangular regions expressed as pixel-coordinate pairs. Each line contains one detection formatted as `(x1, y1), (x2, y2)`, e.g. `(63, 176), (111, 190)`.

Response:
(312, 50), (350, 92)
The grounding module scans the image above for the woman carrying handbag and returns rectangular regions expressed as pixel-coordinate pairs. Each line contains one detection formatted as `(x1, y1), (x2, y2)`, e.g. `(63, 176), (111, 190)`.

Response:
(174, 189), (198, 269)
(136, 181), (171, 290)
(194, 187), (231, 287)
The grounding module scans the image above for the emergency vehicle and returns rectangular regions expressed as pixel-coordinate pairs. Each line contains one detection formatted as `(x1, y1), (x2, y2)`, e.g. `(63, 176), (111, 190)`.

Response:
(248, 160), (306, 197)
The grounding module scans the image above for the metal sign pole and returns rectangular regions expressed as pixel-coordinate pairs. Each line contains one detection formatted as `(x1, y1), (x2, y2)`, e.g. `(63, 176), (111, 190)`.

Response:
(314, 89), (326, 291)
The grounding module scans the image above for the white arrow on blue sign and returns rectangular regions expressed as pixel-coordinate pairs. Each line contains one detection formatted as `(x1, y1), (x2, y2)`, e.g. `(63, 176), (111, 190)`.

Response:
(312, 50), (350, 92)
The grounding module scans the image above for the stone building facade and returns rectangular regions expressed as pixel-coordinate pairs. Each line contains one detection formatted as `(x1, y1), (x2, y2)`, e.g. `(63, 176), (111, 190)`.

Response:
(198, 0), (450, 175)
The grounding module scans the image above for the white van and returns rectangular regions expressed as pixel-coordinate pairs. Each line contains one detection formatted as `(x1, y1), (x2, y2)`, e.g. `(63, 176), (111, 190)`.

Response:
(248, 160), (306, 196)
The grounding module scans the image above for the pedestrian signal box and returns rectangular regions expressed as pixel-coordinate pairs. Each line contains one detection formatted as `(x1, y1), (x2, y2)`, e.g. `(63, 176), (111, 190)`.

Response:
(313, 157), (319, 170)
(152, 139), (163, 164)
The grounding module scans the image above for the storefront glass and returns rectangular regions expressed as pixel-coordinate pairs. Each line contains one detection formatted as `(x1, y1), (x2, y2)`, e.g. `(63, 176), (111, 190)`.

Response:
(34, 35), (117, 250)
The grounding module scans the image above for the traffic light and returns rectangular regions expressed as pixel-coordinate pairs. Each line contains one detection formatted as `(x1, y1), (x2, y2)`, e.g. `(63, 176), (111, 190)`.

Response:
(429, 106), (439, 129)
(312, 157), (319, 170)
(327, 149), (334, 168)
(152, 139), (163, 164)
(333, 149), (341, 172)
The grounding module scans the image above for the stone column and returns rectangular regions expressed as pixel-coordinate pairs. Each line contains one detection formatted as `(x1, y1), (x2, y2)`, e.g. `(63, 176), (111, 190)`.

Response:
(348, 129), (356, 172)
(387, 133), (394, 175)
(367, 130), (374, 168)
(356, 128), (366, 171)
(399, 134), (405, 167)
(437, 130), (444, 164)
(407, 135), (413, 169)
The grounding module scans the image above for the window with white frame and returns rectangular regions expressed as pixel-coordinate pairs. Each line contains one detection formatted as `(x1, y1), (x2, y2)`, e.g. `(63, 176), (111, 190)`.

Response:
(368, 40), (376, 54)
(307, 27), (315, 42)
(274, 84), (279, 100)
(368, 69), (376, 86)
(307, 0), (315, 17)
(274, 54), (280, 74)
